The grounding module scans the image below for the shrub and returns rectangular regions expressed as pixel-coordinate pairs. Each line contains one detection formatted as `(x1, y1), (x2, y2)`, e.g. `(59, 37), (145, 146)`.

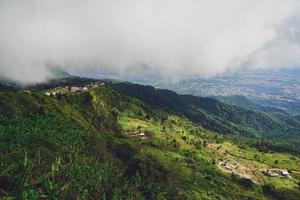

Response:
(109, 143), (137, 162)
(237, 178), (254, 189)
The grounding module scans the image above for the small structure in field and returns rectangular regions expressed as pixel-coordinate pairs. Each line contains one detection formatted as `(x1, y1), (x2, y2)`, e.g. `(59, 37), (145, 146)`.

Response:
(129, 130), (153, 139)
(139, 132), (145, 137)
(281, 170), (290, 178)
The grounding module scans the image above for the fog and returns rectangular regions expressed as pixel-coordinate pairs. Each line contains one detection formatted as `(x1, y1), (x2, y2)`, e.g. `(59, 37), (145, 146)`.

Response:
(1, 0), (300, 84)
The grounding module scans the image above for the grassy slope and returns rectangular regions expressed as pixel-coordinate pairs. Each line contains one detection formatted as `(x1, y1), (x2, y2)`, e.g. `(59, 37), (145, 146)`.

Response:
(0, 86), (299, 199)
(117, 107), (300, 199)
(111, 82), (300, 154)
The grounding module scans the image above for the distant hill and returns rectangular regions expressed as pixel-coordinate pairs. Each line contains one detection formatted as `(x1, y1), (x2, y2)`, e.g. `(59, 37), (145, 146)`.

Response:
(212, 95), (287, 114)
(126, 68), (300, 115)
(0, 82), (18, 91)
(26, 76), (96, 90)
(253, 98), (300, 116)
(48, 68), (72, 79)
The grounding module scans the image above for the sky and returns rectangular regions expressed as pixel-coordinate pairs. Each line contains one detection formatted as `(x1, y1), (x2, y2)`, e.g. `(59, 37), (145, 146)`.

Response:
(1, 0), (300, 84)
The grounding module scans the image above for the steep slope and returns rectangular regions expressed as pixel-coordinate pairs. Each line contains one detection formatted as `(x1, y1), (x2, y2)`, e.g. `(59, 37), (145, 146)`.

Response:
(111, 82), (300, 153)
(0, 84), (299, 199)
(0, 88), (255, 199)
(0, 89), (187, 199)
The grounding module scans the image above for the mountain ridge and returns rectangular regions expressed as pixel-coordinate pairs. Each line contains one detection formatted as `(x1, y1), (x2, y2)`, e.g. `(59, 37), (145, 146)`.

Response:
(111, 82), (300, 154)
(0, 77), (300, 199)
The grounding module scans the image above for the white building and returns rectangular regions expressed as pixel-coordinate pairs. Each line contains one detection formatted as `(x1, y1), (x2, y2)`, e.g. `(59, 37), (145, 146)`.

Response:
(281, 170), (290, 177)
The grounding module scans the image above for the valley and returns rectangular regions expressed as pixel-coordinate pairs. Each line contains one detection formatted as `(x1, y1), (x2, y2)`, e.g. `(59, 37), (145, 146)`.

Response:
(106, 68), (300, 115)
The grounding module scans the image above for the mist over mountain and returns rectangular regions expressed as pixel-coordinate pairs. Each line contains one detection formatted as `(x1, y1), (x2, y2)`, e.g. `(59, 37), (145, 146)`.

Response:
(2, 1), (300, 199)
(2, 0), (300, 84)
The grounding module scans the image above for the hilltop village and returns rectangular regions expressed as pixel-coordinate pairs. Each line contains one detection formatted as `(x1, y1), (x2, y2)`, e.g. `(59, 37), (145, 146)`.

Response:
(44, 81), (105, 96)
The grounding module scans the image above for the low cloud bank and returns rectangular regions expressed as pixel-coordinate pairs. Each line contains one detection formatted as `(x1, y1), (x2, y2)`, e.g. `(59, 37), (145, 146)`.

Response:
(1, 0), (300, 84)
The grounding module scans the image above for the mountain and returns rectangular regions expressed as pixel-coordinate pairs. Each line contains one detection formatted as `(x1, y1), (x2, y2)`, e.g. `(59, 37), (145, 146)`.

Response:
(212, 95), (287, 114)
(48, 68), (72, 79)
(111, 82), (300, 154)
(212, 95), (265, 111)
(253, 98), (300, 116)
(116, 68), (300, 115)
(0, 81), (18, 91)
(0, 79), (299, 199)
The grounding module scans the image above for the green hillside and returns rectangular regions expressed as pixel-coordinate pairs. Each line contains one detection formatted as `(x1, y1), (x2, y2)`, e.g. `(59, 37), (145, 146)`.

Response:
(0, 83), (299, 199)
(111, 82), (300, 154)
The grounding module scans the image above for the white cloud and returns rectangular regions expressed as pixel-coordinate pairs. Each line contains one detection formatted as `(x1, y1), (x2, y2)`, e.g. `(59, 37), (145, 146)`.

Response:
(0, 0), (300, 84)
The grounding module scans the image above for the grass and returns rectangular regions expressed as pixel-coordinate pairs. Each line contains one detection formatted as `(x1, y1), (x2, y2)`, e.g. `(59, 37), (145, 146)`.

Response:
(118, 105), (300, 193)
(0, 87), (299, 199)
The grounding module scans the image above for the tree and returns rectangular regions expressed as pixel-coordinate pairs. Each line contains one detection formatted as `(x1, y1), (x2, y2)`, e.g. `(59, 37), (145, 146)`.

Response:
(238, 178), (254, 189)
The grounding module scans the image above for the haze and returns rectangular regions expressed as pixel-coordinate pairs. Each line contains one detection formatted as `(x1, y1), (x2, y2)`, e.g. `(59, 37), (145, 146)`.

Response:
(1, 0), (300, 84)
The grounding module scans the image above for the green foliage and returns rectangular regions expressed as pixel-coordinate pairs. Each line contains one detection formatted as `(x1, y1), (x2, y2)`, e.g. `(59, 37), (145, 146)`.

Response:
(0, 83), (299, 199)
(112, 82), (300, 154)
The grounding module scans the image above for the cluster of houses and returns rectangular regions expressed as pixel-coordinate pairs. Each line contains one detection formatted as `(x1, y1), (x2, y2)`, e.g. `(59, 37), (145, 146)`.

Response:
(219, 160), (292, 179)
(219, 160), (254, 181)
(45, 82), (105, 96)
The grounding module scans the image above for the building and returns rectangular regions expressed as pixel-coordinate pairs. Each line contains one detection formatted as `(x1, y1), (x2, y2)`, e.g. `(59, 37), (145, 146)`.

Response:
(139, 132), (145, 137)
(281, 170), (290, 177)
(82, 87), (88, 91)
(71, 87), (87, 93)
